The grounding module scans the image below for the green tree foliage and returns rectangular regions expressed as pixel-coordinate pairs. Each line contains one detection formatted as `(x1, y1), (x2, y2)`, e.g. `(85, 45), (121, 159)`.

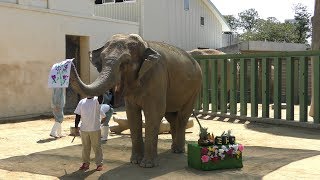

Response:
(237, 8), (259, 32)
(223, 15), (238, 31)
(224, 4), (311, 44)
(240, 17), (298, 42)
(293, 3), (311, 43)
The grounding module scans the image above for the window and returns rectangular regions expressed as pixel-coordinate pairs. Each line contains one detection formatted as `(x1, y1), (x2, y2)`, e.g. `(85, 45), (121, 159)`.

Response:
(102, 0), (115, 3)
(95, 0), (103, 4)
(184, 0), (189, 10)
(200, 17), (204, 26)
(101, 0), (135, 3)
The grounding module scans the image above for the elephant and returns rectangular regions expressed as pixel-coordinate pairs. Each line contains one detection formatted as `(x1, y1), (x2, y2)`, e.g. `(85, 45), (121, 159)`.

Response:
(188, 49), (275, 106)
(188, 49), (233, 108)
(187, 49), (231, 90)
(69, 34), (202, 168)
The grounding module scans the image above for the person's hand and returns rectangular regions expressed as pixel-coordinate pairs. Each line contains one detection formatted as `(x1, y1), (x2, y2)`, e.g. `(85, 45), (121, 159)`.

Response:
(101, 118), (106, 124)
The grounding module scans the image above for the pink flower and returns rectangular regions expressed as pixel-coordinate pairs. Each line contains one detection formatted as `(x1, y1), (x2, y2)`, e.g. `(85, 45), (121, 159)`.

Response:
(201, 155), (210, 163)
(238, 144), (244, 152)
(201, 147), (209, 155)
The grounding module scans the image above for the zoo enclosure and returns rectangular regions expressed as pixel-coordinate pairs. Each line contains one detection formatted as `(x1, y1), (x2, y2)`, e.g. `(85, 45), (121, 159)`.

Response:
(193, 50), (320, 127)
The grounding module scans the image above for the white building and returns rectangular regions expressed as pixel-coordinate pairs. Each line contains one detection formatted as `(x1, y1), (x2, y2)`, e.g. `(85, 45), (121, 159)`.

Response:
(0, 0), (230, 120)
(0, 0), (139, 120)
(95, 0), (231, 50)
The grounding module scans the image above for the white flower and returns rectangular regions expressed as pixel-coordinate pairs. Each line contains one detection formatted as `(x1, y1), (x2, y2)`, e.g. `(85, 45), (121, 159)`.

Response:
(221, 145), (227, 151)
(220, 154), (225, 160)
(231, 144), (238, 151)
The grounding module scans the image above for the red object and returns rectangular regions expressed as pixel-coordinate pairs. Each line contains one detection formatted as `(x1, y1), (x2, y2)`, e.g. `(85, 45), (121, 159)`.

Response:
(96, 165), (103, 171)
(201, 147), (209, 155)
(211, 156), (219, 163)
(79, 163), (89, 171)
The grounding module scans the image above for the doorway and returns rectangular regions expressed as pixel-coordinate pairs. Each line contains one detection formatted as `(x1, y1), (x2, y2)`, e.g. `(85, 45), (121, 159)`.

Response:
(65, 35), (90, 113)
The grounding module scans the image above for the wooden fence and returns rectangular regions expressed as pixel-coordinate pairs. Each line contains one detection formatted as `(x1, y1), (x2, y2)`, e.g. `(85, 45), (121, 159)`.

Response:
(193, 50), (320, 128)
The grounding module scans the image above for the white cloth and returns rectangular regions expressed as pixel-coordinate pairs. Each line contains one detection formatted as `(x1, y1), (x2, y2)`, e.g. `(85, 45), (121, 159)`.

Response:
(100, 104), (111, 119)
(74, 97), (104, 132)
(48, 59), (73, 88)
(101, 126), (109, 141)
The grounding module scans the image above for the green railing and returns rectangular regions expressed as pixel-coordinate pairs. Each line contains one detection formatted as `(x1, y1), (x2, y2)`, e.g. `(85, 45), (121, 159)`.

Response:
(193, 50), (320, 127)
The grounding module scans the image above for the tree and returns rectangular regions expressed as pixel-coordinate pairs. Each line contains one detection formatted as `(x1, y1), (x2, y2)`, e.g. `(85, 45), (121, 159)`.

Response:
(224, 15), (238, 32)
(237, 8), (259, 32)
(225, 6), (311, 43)
(309, 0), (320, 118)
(293, 3), (312, 43)
(239, 17), (298, 42)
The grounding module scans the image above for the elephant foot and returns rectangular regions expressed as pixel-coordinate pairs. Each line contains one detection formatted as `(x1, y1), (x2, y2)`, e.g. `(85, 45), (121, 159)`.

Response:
(130, 154), (143, 164)
(139, 158), (159, 168)
(171, 144), (185, 153)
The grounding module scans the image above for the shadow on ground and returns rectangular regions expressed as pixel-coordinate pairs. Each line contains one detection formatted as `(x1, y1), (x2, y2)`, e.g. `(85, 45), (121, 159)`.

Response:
(0, 136), (319, 180)
(197, 114), (320, 140)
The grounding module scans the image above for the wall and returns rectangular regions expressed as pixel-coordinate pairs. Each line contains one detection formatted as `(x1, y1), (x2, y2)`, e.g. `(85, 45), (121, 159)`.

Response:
(142, 0), (223, 51)
(0, 0), (94, 14)
(0, 0), (17, 4)
(92, 0), (226, 51)
(0, 3), (139, 119)
(246, 41), (308, 52)
(18, 0), (47, 8)
(94, 1), (140, 22)
(49, 0), (94, 16)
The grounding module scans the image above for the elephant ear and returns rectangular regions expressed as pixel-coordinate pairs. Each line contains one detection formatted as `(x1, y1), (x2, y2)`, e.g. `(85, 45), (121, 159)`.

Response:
(90, 46), (104, 72)
(138, 48), (160, 80)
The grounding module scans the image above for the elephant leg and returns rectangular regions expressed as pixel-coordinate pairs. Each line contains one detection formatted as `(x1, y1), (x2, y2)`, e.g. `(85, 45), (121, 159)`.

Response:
(126, 100), (144, 164)
(169, 93), (198, 153)
(168, 112), (189, 153)
(140, 106), (163, 168)
(165, 112), (181, 153)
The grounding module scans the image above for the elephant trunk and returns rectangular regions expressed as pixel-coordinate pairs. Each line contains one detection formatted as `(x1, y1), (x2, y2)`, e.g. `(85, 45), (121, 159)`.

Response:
(69, 63), (117, 97)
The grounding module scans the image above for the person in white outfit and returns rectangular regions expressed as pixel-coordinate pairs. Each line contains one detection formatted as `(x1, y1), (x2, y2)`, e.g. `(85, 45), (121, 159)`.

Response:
(50, 88), (65, 138)
(100, 103), (113, 141)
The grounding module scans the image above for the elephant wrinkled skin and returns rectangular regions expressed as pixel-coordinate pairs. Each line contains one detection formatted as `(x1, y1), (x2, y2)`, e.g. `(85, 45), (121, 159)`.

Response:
(188, 48), (231, 91)
(69, 34), (202, 168)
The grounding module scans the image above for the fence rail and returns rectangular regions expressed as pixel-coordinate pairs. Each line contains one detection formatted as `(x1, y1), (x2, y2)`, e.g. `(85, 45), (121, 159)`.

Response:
(193, 50), (320, 127)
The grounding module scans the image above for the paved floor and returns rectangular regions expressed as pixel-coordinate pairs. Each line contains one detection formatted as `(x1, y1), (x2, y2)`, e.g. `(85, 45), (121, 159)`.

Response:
(0, 108), (319, 180)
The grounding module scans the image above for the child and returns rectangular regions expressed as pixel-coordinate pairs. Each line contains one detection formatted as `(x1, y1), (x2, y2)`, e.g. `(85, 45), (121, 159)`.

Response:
(74, 95), (104, 171)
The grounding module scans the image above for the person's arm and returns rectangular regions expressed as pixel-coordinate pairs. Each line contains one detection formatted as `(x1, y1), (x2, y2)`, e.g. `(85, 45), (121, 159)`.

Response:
(101, 117), (107, 124)
(75, 114), (81, 128)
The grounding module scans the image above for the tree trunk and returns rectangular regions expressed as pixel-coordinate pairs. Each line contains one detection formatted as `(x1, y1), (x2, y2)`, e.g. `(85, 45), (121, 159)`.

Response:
(309, 0), (320, 117)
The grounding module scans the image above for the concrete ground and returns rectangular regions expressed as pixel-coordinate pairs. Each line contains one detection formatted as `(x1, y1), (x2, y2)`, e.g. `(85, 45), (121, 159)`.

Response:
(0, 108), (320, 180)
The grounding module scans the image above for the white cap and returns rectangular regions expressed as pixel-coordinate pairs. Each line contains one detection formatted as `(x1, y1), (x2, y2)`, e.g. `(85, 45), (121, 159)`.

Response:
(101, 104), (111, 113)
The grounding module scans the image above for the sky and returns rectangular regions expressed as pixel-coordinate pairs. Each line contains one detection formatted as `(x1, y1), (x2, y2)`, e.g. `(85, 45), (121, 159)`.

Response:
(211, 0), (315, 22)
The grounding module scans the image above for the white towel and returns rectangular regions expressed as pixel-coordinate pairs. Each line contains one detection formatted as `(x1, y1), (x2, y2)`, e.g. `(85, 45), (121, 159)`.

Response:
(48, 59), (73, 88)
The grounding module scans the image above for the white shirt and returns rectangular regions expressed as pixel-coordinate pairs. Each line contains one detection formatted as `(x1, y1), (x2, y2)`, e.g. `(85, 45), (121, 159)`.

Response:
(74, 97), (104, 132)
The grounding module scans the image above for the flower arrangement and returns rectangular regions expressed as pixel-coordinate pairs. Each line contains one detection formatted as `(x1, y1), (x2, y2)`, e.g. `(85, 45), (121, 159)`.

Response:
(200, 144), (244, 163)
